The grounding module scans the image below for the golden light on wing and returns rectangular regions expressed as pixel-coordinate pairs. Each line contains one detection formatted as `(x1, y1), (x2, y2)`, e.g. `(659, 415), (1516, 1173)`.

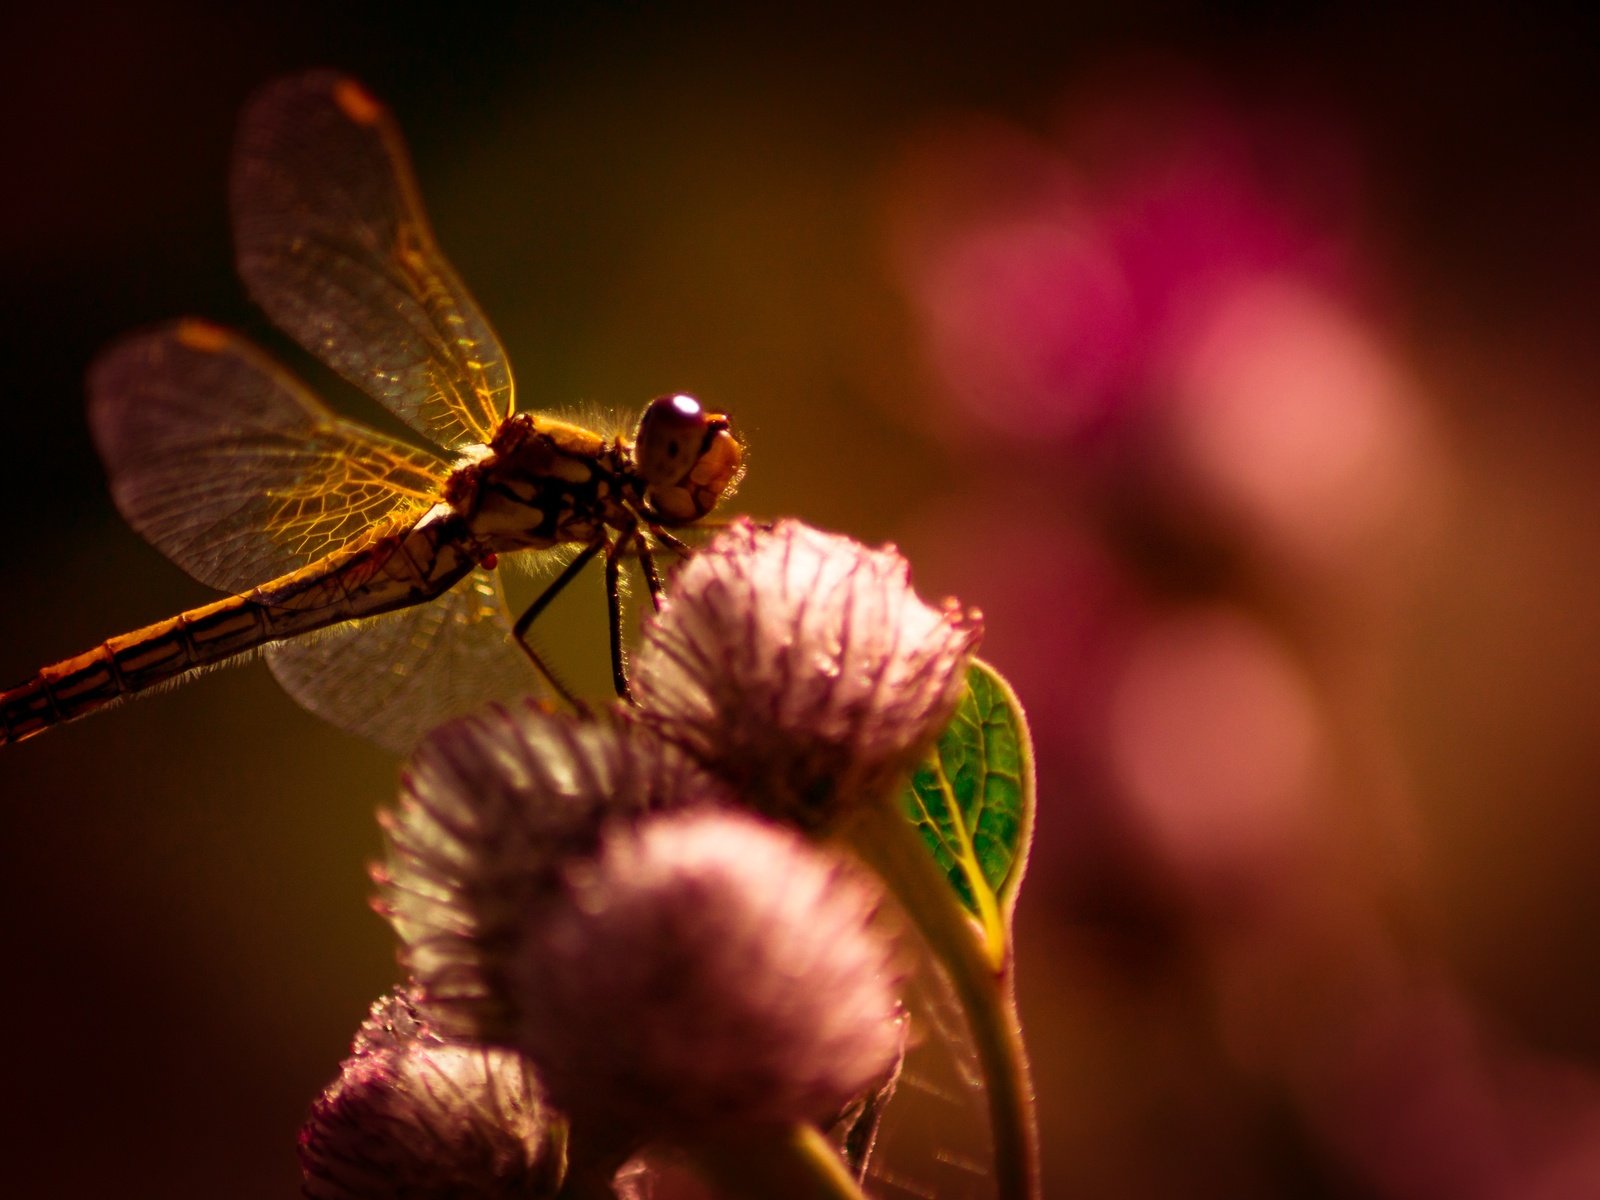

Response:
(232, 71), (514, 452)
(265, 568), (546, 752)
(261, 430), (444, 565)
(89, 321), (452, 594)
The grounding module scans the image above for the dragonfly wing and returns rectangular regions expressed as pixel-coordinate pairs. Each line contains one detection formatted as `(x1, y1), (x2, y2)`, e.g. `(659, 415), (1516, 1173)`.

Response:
(232, 71), (512, 452)
(264, 568), (546, 752)
(88, 320), (450, 594)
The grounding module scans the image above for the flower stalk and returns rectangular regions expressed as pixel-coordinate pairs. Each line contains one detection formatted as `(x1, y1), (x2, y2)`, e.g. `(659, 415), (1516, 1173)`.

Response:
(683, 1123), (871, 1200)
(845, 792), (1041, 1200)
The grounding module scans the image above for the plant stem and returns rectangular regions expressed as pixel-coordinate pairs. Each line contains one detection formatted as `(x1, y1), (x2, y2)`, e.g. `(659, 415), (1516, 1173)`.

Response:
(845, 795), (1041, 1200)
(685, 1122), (868, 1200)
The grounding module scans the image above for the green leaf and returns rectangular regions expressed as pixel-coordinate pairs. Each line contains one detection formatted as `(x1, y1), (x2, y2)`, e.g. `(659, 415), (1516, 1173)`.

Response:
(900, 659), (1035, 963)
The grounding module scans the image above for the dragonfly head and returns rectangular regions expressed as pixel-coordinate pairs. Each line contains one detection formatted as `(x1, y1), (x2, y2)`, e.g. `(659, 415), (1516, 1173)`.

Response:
(632, 394), (744, 525)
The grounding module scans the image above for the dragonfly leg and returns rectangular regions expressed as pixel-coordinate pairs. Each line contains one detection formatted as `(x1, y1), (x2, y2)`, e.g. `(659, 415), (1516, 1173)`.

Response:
(647, 524), (694, 558)
(513, 540), (603, 715)
(636, 530), (665, 612)
(603, 532), (634, 703)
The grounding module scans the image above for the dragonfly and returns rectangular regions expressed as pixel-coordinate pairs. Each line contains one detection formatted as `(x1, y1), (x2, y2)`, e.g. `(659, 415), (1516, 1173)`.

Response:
(0, 72), (744, 752)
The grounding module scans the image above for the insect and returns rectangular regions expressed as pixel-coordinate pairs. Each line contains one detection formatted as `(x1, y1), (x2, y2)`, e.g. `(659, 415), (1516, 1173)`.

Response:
(0, 72), (744, 752)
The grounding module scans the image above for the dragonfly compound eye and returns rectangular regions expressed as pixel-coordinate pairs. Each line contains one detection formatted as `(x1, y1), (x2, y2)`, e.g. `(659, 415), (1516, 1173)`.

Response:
(634, 393), (744, 524)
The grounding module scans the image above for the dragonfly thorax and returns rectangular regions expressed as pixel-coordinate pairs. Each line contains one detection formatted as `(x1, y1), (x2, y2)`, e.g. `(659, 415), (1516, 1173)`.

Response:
(447, 413), (637, 553)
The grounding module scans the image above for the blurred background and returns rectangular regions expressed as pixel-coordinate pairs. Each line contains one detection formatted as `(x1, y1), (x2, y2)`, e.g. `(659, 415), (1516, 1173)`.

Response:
(3, 2), (1599, 1197)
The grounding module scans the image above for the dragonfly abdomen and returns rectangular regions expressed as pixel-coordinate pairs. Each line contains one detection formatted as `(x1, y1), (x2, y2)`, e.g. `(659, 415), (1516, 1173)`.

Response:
(1, 519), (475, 746)
(0, 593), (278, 744)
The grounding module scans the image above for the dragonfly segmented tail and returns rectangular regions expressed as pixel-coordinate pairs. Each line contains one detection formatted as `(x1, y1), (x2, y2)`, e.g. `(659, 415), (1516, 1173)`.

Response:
(1, 518), (478, 746)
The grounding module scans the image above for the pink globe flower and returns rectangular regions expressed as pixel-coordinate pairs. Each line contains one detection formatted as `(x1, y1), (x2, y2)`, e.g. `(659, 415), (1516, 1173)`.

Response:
(505, 809), (906, 1139)
(299, 990), (558, 1200)
(376, 700), (727, 1039)
(630, 518), (982, 829)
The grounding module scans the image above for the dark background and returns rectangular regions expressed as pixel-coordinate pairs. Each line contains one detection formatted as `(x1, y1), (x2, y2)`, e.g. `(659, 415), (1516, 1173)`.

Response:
(2, 3), (1599, 1197)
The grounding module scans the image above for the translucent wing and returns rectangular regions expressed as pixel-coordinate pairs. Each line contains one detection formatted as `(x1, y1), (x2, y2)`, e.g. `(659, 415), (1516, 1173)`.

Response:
(265, 568), (546, 752)
(232, 71), (513, 451)
(88, 320), (450, 594)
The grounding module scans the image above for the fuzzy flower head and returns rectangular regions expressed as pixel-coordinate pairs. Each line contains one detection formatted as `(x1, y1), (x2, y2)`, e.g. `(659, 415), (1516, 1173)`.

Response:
(299, 990), (558, 1200)
(376, 700), (728, 1040)
(631, 519), (982, 829)
(505, 808), (905, 1141)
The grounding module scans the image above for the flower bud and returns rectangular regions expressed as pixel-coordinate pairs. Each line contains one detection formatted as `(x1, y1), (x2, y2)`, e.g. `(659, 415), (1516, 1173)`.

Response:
(631, 519), (982, 828)
(299, 990), (558, 1200)
(376, 700), (724, 1039)
(506, 809), (905, 1140)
